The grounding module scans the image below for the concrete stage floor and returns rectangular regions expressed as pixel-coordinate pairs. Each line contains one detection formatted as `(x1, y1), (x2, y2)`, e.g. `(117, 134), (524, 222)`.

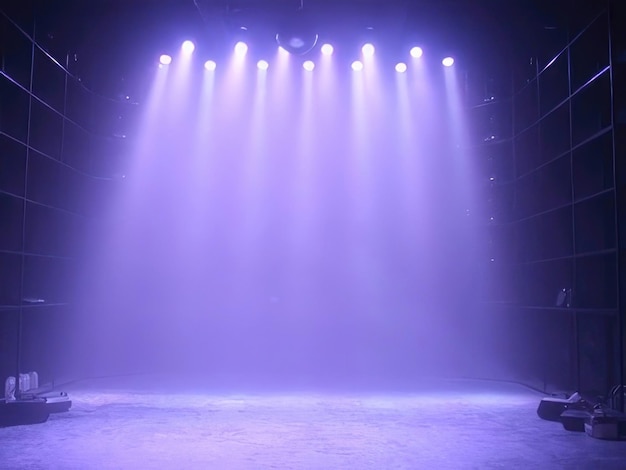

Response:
(1, 378), (625, 469)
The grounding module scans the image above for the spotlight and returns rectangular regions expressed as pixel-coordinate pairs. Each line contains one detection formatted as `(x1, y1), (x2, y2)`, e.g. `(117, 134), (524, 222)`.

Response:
(395, 62), (407, 73)
(257, 60), (269, 70)
(442, 57), (455, 67)
(181, 40), (195, 55)
(275, 10), (318, 55)
(234, 41), (248, 57)
(361, 43), (375, 57)
(321, 44), (334, 56)
(351, 60), (364, 71)
(410, 46), (423, 58)
(204, 60), (217, 71)
(303, 60), (315, 71)
(159, 54), (172, 65)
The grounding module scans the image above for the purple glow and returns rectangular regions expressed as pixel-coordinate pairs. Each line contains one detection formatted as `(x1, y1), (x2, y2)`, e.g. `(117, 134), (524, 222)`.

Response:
(257, 60), (269, 70)
(442, 57), (455, 67)
(159, 54), (172, 65)
(361, 43), (375, 57)
(395, 62), (407, 73)
(181, 40), (195, 55)
(321, 44), (334, 56)
(410, 47), (423, 58)
(235, 42), (248, 57)
(351, 60), (364, 71)
(83, 30), (485, 409)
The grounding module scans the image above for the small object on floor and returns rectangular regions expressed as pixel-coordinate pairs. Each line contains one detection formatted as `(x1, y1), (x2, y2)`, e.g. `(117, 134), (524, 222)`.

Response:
(560, 409), (590, 432)
(609, 384), (626, 410)
(41, 392), (72, 414)
(537, 392), (586, 422)
(585, 407), (626, 440)
(0, 399), (50, 427)
(5, 372), (40, 402)
(1, 373), (71, 427)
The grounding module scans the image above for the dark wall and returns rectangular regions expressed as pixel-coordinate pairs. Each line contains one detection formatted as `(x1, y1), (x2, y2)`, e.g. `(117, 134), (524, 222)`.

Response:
(0, 2), (129, 384)
(611, 0), (626, 409)
(471, 0), (623, 398)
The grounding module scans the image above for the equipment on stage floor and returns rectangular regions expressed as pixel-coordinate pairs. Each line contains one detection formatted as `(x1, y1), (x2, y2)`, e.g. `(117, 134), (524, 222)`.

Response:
(584, 407), (626, 440)
(537, 392), (587, 421)
(1, 372), (72, 427)
(537, 391), (626, 441)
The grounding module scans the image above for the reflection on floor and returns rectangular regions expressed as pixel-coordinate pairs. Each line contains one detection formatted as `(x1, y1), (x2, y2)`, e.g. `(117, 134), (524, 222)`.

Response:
(1, 378), (625, 469)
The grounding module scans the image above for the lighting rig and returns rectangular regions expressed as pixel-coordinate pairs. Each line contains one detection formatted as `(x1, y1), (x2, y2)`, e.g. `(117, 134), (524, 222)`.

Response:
(156, 40), (455, 74)
(183, 0), (456, 73)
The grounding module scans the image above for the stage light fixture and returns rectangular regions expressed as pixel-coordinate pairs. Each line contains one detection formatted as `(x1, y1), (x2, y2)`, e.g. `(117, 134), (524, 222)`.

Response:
(303, 60), (315, 71)
(204, 60), (217, 71)
(159, 54), (172, 65)
(410, 46), (423, 58)
(442, 57), (455, 67)
(362, 43), (375, 57)
(257, 60), (269, 70)
(234, 41), (248, 57)
(352, 60), (364, 71)
(275, 9), (318, 55)
(321, 44), (334, 56)
(181, 40), (195, 55)
(395, 62), (407, 73)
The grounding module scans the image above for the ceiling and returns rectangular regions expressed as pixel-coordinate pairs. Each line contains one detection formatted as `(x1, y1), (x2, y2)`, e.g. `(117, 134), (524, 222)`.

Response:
(1, 0), (603, 97)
